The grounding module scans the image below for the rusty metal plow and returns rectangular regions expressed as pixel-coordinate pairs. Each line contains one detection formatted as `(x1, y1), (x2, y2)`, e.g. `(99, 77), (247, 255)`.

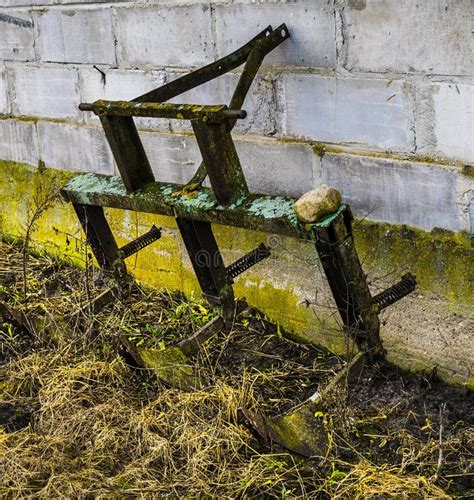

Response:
(61, 25), (416, 457)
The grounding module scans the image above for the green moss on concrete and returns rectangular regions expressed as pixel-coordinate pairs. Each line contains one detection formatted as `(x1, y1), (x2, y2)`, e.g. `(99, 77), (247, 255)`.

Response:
(0, 115), (72, 125)
(462, 165), (474, 178)
(4, 159), (472, 315)
(0, 160), (197, 293)
(0, 159), (81, 260)
(307, 139), (473, 169)
(235, 277), (346, 354)
(385, 350), (474, 391)
(353, 220), (473, 315)
(2, 160), (473, 386)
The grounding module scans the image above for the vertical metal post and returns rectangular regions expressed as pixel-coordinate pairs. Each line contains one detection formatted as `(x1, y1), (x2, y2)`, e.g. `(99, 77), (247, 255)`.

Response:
(314, 209), (382, 357)
(73, 203), (127, 282)
(99, 115), (154, 193)
(192, 120), (248, 206)
(176, 218), (235, 324)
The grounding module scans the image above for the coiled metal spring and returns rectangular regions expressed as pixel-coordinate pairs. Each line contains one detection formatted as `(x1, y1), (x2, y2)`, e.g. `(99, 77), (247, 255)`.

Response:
(227, 243), (271, 279)
(120, 225), (162, 259)
(373, 273), (417, 310)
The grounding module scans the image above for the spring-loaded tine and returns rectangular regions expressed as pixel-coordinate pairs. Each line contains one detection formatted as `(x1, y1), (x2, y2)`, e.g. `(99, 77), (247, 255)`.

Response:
(226, 243), (271, 279)
(120, 225), (162, 259)
(373, 273), (417, 310)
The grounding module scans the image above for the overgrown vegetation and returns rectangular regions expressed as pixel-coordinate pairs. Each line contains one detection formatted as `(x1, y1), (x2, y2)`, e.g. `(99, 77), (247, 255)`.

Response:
(1, 240), (472, 497)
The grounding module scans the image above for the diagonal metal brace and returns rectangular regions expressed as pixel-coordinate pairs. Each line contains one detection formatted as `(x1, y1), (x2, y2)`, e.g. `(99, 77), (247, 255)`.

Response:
(63, 24), (417, 362)
(133, 24), (289, 104)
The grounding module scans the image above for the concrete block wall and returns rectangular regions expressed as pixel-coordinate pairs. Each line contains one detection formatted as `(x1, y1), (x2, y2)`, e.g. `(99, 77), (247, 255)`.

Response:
(0, 0), (472, 233)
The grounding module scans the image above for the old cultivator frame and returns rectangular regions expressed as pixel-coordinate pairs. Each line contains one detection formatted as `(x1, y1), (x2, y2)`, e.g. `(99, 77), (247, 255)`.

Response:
(61, 25), (416, 456)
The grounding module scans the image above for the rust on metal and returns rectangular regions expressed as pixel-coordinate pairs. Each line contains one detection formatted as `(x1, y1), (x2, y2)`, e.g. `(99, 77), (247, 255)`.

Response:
(61, 25), (418, 456)
(80, 101), (247, 122)
(61, 23), (416, 355)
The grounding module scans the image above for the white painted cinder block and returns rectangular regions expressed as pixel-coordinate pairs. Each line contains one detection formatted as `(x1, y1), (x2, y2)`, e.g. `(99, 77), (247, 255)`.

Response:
(12, 66), (79, 118)
(0, 119), (39, 166)
(80, 67), (165, 103)
(281, 74), (414, 150)
(0, 1), (54, 6)
(433, 84), (474, 163)
(235, 137), (315, 197)
(114, 5), (214, 68)
(139, 130), (315, 197)
(0, 67), (9, 114)
(167, 72), (275, 135)
(38, 121), (114, 175)
(0, 11), (35, 61)
(321, 153), (460, 232)
(79, 67), (167, 129)
(0, 0), (127, 4)
(344, 0), (473, 76)
(139, 131), (201, 185)
(35, 8), (116, 65)
(215, 1), (335, 68)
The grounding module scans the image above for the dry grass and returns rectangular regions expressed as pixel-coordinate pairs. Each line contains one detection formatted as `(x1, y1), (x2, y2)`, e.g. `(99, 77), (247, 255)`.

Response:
(0, 239), (471, 498)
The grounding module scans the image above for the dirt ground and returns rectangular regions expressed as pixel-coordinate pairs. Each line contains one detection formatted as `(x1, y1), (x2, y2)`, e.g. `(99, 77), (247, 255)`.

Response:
(0, 240), (473, 498)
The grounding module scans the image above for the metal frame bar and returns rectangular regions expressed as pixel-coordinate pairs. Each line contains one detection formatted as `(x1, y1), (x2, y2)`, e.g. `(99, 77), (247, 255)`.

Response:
(81, 24), (289, 195)
(62, 174), (343, 239)
(192, 119), (248, 205)
(72, 203), (127, 282)
(176, 219), (231, 300)
(62, 25), (415, 358)
(98, 115), (154, 193)
(133, 25), (288, 104)
(81, 101), (246, 122)
(72, 24), (290, 320)
(313, 209), (381, 354)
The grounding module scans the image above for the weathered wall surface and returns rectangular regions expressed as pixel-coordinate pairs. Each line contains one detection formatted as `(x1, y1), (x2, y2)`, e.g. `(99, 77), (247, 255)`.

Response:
(0, 1), (473, 385)
(0, 0), (473, 231)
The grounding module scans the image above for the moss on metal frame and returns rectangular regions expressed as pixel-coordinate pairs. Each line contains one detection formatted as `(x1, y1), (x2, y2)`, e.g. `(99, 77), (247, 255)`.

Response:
(61, 172), (346, 239)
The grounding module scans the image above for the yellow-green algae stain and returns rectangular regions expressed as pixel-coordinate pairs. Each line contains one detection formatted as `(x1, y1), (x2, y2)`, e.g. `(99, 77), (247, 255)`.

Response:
(352, 220), (473, 316)
(462, 164), (474, 178)
(2, 160), (473, 383)
(267, 404), (329, 457)
(307, 139), (474, 170)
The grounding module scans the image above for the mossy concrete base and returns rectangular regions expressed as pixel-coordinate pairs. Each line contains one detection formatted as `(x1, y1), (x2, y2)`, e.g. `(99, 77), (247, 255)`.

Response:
(1, 160), (472, 387)
(353, 220), (473, 317)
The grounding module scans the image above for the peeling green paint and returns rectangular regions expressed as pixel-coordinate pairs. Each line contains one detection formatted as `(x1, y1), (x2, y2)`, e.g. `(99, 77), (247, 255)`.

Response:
(66, 172), (127, 197)
(247, 196), (296, 220)
(62, 172), (347, 239)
